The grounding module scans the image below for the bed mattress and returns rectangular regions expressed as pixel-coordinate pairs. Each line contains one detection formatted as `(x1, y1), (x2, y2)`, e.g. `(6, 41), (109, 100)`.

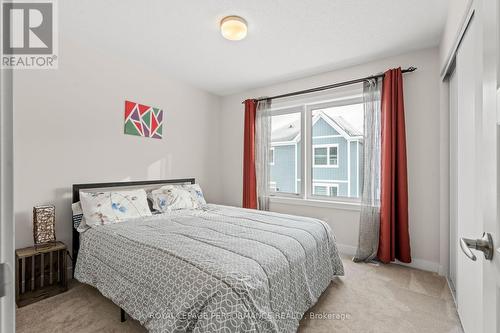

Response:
(75, 204), (344, 332)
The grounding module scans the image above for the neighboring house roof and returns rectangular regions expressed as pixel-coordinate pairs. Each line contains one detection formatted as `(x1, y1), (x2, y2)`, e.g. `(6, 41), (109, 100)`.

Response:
(271, 118), (301, 142)
(271, 111), (362, 143)
(330, 114), (363, 137)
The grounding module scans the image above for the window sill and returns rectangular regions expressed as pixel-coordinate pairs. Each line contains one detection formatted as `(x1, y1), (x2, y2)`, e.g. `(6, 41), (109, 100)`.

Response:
(269, 196), (361, 211)
(312, 165), (339, 168)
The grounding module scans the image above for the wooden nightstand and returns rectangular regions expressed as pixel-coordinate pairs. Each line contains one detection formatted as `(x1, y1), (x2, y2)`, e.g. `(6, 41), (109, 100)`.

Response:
(15, 241), (68, 307)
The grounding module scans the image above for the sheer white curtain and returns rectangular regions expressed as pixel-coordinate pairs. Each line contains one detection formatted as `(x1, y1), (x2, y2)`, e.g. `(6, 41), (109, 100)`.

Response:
(353, 78), (382, 262)
(255, 99), (272, 211)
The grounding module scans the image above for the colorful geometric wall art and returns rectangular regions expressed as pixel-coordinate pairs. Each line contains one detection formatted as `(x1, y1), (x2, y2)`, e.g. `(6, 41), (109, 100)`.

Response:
(124, 100), (163, 139)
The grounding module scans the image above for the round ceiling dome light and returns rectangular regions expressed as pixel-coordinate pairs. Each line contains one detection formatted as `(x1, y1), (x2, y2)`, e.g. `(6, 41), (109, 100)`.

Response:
(220, 16), (247, 41)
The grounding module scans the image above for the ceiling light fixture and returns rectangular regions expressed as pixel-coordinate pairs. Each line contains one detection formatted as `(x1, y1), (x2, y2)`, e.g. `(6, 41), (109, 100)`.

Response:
(220, 16), (247, 41)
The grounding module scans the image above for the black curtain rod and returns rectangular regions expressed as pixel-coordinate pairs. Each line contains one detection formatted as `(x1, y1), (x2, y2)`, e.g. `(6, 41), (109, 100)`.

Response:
(242, 66), (417, 104)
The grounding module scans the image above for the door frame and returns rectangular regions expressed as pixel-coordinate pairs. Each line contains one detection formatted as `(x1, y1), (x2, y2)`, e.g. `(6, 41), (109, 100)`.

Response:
(0, 0), (15, 330)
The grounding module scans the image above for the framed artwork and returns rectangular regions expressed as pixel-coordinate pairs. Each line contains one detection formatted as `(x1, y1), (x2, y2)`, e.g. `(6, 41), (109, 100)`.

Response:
(124, 100), (163, 139)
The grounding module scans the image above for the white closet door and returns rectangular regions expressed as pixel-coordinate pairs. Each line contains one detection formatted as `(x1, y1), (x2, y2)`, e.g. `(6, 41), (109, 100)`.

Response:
(454, 16), (483, 333)
(451, 0), (500, 330)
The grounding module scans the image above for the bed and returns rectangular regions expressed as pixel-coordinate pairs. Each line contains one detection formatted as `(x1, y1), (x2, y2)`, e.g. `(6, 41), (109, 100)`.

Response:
(72, 179), (344, 333)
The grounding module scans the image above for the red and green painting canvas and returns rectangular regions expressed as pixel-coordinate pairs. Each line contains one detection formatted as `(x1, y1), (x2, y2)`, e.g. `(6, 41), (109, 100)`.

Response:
(124, 100), (163, 139)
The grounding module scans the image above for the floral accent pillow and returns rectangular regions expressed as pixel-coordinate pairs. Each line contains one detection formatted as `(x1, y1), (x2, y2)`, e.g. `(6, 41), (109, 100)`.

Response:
(150, 185), (200, 212)
(182, 184), (207, 206)
(79, 189), (152, 226)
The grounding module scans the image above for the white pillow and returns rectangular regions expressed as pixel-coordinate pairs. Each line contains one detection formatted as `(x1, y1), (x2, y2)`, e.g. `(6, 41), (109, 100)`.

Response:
(151, 185), (198, 211)
(80, 189), (152, 226)
(183, 184), (207, 206)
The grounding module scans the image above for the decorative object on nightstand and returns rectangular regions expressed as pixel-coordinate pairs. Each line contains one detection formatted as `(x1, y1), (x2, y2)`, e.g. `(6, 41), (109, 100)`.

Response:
(15, 241), (68, 307)
(33, 205), (56, 246)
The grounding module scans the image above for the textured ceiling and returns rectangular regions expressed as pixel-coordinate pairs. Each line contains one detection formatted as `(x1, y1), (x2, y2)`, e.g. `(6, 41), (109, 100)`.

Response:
(64, 0), (449, 95)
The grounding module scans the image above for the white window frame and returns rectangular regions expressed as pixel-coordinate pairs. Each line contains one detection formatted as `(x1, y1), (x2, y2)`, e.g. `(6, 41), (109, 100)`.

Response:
(268, 94), (363, 206)
(312, 143), (339, 168)
(306, 97), (363, 204)
(268, 105), (305, 198)
(312, 182), (339, 197)
(270, 147), (275, 165)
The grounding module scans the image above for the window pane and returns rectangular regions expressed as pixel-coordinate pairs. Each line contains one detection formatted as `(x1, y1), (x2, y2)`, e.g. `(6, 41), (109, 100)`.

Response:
(329, 146), (338, 165)
(314, 147), (327, 165)
(329, 186), (338, 197)
(311, 103), (364, 198)
(270, 112), (301, 194)
(313, 185), (327, 196)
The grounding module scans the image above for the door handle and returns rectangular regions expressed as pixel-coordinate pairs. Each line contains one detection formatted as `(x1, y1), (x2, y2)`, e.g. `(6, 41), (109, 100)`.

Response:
(460, 233), (494, 261)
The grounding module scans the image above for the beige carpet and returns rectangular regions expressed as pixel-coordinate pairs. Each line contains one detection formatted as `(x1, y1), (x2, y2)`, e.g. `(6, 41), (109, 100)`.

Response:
(16, 257), (463, 333)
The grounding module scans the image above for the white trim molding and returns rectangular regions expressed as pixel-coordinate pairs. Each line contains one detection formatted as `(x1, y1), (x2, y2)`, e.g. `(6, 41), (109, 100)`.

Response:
(441, 1), (474, 78)
(269, 196), (361, 211)
(335, 243), (443, 274)
(312, 134), (342, 139)
(336, 244), (357, 256)
(395, 259), (442, 274)
(312, 179), (348, 183)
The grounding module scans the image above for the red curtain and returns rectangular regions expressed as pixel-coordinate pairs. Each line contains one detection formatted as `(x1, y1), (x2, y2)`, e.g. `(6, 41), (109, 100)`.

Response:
(378, 68), (412, 264)
(242, 99), (257, 209)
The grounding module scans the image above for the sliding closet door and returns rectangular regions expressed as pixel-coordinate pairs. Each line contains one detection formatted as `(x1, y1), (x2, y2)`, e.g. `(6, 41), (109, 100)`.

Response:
(448, 67), (457, 295)
(451, 0), (500, 328)
(453, 16), (484, 333)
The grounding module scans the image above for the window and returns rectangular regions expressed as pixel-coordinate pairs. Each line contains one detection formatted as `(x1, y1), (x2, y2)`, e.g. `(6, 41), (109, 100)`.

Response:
(313, 144), (338, 167)
(314, 147), (327, 165)
(310, 100), (363, 199)
(268, 92), (363, 201)
(313, 183), (339, 197)
(269, 110), (302, 195)
(329, 146), (338, 165)
(269, 147), (275, 165)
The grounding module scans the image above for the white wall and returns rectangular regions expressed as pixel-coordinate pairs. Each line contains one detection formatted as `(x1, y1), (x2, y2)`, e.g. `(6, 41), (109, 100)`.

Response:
(220, 47), (444, 272)
(13, 41), (222, 252)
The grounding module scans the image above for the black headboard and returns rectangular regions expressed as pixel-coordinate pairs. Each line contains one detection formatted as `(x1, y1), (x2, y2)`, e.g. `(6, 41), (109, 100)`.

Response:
(71, 178), (195, 276)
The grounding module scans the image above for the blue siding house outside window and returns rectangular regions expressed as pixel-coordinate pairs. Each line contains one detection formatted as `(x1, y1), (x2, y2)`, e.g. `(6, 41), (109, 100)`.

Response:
(270, 111), (363, 198)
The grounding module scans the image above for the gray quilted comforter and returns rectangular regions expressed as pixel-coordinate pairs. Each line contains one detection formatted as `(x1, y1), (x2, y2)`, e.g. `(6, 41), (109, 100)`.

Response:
(75, 204), (344, 333)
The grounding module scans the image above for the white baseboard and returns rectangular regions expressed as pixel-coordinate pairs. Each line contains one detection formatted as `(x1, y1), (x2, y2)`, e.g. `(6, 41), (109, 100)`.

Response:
(336, 243), (441, 273)
(446, 277), (458, 307)
(336, 243), (357, 256)
(395, 259), (442, 274)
